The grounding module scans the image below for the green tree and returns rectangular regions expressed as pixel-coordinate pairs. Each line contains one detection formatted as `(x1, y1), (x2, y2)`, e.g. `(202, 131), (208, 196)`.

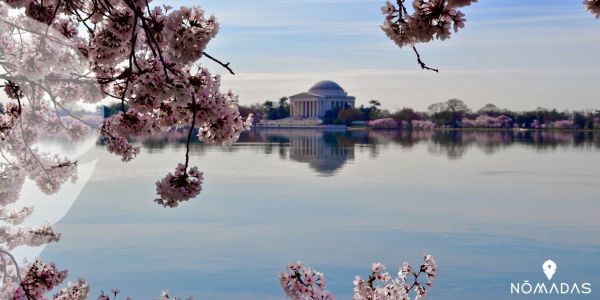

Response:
(477, 103), (501, 116)
(368, 99), (382, 120)
(322, 108), (339, 124)
(428, 98), (470, 127)
(277, 97), (290, 119)
(391, 107), (420, 122)
(336, 107), (362, 125)
(262, 98), (290, 120)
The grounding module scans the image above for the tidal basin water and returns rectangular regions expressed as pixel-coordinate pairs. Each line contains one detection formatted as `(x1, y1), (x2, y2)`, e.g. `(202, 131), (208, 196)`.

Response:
(37, 129), (600, 299)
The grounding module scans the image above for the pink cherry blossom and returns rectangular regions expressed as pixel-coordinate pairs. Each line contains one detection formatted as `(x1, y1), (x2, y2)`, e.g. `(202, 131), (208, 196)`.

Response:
(281, 255), (437, 300)
(369, 118), (400, 129)
(279, 261), (335, 300)
(11, 260), (68, 300)
(381, 0), (598, 70)
(381, 1), (397, 15)
(461, 114), (513, 128)
(585, 0), (600, 18)
(52, 279), (90, 300)
(411, 120), (436, 130)
(352, 255), (437, 300)
(155, 164), (204, 208)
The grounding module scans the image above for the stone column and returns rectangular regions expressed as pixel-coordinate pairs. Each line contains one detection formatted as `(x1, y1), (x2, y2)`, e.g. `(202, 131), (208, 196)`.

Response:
(304, 101), (307, 117)
(306, 101), (309, 118)
(302, 101), (306, 117)
(307, 101), (310, 117)
(319, 101), (323, 118)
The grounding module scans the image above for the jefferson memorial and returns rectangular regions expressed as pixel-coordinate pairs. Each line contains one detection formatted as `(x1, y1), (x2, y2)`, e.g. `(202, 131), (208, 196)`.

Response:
(289, 80), (356, 119)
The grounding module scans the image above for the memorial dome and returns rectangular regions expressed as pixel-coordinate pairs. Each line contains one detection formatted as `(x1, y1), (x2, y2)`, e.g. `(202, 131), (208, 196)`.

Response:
(309, 80), (346, 96)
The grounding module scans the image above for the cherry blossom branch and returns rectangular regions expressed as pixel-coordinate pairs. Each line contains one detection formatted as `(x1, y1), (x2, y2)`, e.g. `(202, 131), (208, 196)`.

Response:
(1, 0), (250, 207)
(406, 269), (424, 292)
(280, 255), (438, 300)
(0, 254), (7, 284)
(184, 94), (198, 173)
(381, 0), (467, 72)
(19, 78), (102, 130)
(0, 249), (22, 283)
(0, 149), (16, 166)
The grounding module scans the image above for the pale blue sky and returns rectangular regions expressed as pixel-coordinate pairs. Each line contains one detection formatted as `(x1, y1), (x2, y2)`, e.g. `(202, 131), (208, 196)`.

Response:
(158, 0), (600, 111)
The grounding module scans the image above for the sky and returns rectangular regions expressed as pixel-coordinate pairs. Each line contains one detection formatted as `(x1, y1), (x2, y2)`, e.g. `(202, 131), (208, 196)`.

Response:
(154, 1), (597, 111)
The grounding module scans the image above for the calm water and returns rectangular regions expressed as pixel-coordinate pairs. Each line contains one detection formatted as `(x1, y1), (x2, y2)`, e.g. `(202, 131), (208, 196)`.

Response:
(31, 129), (600, 299)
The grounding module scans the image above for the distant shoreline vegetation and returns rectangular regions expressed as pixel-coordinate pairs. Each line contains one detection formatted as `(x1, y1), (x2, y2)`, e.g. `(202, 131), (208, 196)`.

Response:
(245, 98), (600, 131)
(98, 98), (600, 131)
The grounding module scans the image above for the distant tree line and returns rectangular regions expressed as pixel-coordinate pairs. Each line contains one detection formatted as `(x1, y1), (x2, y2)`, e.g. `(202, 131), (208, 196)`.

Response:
(419, 99), (600, 130)
(327, 98), (600, 130)
(102, 98), (600, 130)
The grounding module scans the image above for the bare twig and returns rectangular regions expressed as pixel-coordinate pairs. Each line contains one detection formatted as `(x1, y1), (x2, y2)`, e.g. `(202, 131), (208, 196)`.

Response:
(412, 46), (439, 72)
(203, 52), (235, 75)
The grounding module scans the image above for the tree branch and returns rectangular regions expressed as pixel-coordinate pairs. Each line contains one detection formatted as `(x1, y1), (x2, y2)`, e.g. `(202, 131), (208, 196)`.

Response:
(412, 46), (439, 73)
(202, 52), (235, 75)
(183, 94), (198, 173)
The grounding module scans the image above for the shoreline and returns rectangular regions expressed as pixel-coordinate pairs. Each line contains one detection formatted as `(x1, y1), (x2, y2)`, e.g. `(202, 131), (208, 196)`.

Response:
(253, 126), (600, 132)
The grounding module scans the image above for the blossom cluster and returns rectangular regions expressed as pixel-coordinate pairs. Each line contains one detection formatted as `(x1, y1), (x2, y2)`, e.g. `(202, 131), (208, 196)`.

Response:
(411, 120), (436, 130)
(0, 257), (188, 300)
(593, 117), (600, 129)
(585, 0), (600, 18)
(540, 120), (575, 130)
(369, 118), (439, 130)
(380, 0), (599, 67)
(353, 255), (438, 300)
(526, 119), (576, 130)
(155, 164), (204, 208)
(1, 0), (253, 206)
(7, 259), (68, 300)
(380, 0), (472, 48)
(52, 279), (90, 300)
(280, 255), (438, 300)
(369, 118), (400, 129)
(461, 114), (513, 128)
(279, 261), (335, 300)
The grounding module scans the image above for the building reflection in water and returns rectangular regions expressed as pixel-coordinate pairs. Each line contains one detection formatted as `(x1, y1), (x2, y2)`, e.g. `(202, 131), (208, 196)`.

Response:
(120, 129), (600, 175)
(287, 129), (355, 176)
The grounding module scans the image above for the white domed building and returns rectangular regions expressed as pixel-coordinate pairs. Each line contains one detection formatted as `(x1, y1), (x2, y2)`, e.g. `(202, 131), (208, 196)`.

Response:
(289, 80), (356, 119)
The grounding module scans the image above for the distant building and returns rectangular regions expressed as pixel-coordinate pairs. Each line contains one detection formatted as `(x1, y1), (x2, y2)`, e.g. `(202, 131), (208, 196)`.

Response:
(289, 81), (356, 119)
